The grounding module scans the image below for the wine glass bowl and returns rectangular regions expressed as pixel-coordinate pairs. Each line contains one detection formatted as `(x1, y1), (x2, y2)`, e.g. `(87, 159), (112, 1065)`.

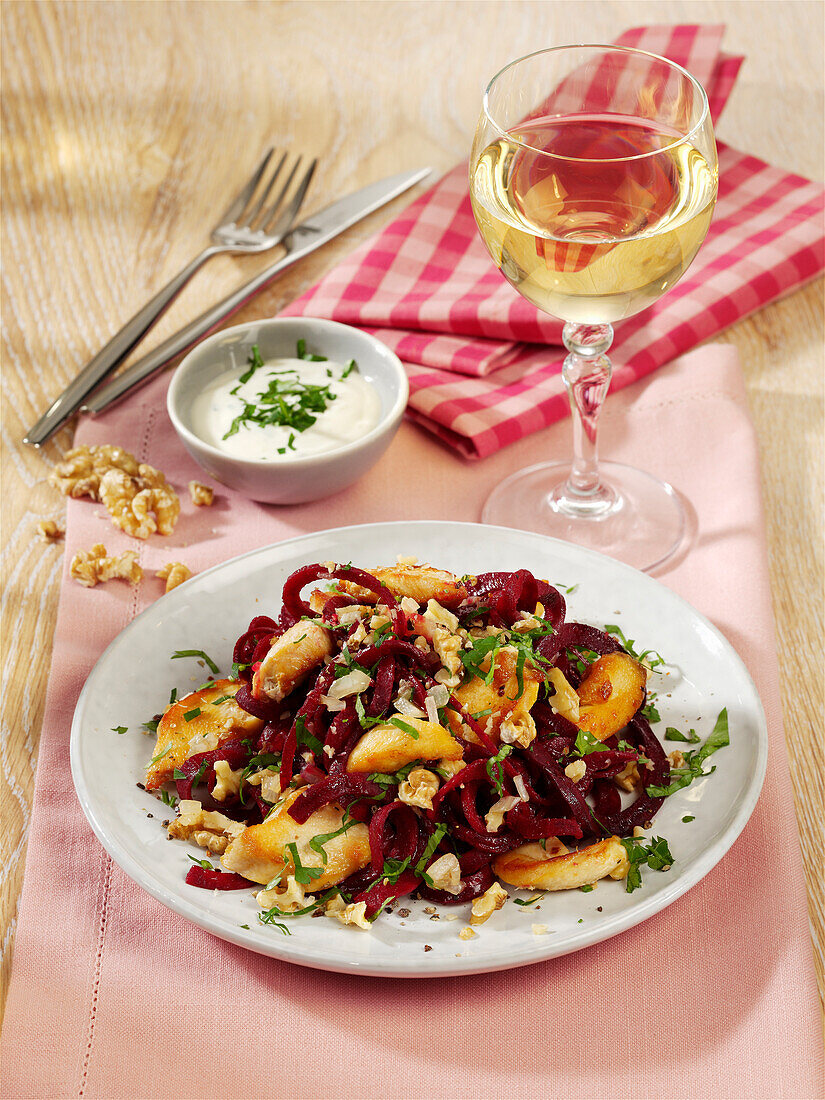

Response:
(470, 46), (718, 569)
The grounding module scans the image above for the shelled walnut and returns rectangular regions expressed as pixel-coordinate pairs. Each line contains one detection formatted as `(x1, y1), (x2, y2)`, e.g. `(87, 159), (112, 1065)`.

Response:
(69, 544), (142, 588)
(49, 444), (180, 539)
(188, 481), (214, 506)
(156, 562), (192, 593)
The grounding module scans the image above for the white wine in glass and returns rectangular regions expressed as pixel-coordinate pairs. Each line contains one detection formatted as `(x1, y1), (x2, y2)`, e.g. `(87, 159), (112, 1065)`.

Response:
(470, 47), (718, 571)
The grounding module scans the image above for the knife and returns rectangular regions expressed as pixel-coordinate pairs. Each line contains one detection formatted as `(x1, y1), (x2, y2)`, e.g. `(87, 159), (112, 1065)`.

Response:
(37, 167), (428, 431)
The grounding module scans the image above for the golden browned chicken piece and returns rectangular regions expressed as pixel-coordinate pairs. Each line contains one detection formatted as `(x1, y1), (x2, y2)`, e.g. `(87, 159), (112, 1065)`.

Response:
(346, 715), (464, 774)
(447, 646), (544, 747)
(577, 653), (647, 740)
(145, 679), (263, 790)
(494, 838), (629, 891)
(221, 788), (370, 889)
(252, 620), (334, 702)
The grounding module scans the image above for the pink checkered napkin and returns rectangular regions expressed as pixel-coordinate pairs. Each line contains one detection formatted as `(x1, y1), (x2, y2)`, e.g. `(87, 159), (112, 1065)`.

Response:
(282, 25), (825, 458)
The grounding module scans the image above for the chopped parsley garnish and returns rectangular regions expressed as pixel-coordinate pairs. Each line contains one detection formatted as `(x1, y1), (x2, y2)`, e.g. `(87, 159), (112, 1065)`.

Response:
(646, 708), (730, 798)
(571, 729), (605, 757)
(171, 649), (220, 675)
(513, 891), (547, 907)
(355, 695), (385, 730)
(579, 884), (594, 893)
(389, 716), (420, 740)
(183, 707), (201, 722)
(604, 624), (666, 670)
(285, 842), (324, 885)
(231, 661), (250, 679)
(294, 715), (324, 756)
(296, 338), (327, 362)
(377, 856), (412, 885)
(257, 910), (292, 934)
(142, 718), (160, 735)
(682, 815), (695, 823)
(367, 762), (419, 788)
(223, 341), (344, 441)
(187, 854), (215, 870)
(619, 835), (674, 893)
(231, 344), (266, 392)
(309, 813), (356, 866)
(414, 824), (448, 882)
(485, 744), (512, 796)
(640, 701), (661, 724)
(664, 726), (701, 743)
(111, 725), (128, 735)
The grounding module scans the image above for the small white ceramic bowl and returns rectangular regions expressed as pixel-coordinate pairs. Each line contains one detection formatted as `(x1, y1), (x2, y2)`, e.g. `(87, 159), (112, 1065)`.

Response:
(167, 317), (408, 504)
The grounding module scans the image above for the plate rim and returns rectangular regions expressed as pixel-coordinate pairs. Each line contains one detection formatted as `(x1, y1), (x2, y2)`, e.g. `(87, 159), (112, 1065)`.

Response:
(70, 520), (769, 977)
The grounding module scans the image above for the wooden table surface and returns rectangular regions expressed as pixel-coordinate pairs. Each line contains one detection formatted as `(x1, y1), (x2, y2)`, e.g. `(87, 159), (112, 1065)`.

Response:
(2, 0), (822, 1022)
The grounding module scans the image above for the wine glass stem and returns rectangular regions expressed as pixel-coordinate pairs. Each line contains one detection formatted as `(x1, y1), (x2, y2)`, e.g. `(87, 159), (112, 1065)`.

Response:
(557, 322), (616, 515)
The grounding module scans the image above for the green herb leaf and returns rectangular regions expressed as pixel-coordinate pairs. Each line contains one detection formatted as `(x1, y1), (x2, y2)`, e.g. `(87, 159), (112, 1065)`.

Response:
(485, 744), (512, 796)
(296, 339), (327, 362)
(183, 707), (201, 722)
(294, 715), (324, 756)
(513, 891), (547, 907)
(646, 708), (729, 798)
(309, 813), (356, 866)
(682, 815), (695, 823)
(619, 835), (674, 893)
(111, 725), (128, 735)
(664, 727), (701, 743)
(604, 625), (666, 670)
(257, 910), (292, 934)
(389, 716), (420, 740)
(414, 824), (448, 881)
(341, 358), (357, 379)
(149, 745), (172, 765)
(171, 649), (220, 675)
(571, 729), (604, 757)
(142, 718), (159, 734)
(285, 842), (324, 885)
(355, 695), (385, 729)
(366, 762), (419, 789)
(640, 702), (661, 724)
(187, 854), (214, 870)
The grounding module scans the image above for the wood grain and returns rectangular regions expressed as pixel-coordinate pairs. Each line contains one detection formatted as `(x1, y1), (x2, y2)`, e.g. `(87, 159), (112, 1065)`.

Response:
(1, 0), (823, 1021)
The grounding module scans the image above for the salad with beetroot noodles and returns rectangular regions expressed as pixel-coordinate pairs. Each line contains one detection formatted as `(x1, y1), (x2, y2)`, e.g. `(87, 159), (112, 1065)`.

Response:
(147, 561), (728, 933)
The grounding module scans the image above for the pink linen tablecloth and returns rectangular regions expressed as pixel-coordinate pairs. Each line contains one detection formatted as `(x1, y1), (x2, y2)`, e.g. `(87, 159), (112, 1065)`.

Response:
(1, 345), (822, 1099)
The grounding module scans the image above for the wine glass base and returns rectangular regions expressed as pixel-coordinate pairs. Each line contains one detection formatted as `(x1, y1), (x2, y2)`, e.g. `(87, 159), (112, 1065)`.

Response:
(481, 460), (686, 573)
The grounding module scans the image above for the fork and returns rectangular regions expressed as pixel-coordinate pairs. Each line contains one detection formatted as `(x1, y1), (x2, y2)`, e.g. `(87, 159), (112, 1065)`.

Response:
(24, 148), (317, 447)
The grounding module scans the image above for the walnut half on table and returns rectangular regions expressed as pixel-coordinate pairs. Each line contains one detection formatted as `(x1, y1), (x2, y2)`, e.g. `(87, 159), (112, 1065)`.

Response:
(69, 544), (142, 588)
(156, 561), (192, 593)
(49, 444), (181, 540)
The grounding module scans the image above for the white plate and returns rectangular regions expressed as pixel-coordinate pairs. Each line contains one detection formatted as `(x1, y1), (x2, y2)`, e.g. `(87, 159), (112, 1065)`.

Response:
(71, 522), (767, 977)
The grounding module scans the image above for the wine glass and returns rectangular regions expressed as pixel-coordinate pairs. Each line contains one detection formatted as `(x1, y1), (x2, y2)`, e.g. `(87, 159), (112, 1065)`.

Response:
(470, 45), (718, 571)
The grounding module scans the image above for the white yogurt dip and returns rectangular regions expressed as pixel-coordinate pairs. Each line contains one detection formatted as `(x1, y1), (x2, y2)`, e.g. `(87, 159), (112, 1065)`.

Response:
(190, 350), (382, 461)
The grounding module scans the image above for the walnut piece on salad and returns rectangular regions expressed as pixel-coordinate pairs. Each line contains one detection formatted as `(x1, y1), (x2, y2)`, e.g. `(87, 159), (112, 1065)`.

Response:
(149, 560), (718, 934)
